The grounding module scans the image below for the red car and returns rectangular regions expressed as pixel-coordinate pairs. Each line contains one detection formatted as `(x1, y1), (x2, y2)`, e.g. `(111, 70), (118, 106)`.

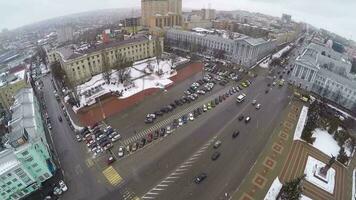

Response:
(147, 133), (153, 143)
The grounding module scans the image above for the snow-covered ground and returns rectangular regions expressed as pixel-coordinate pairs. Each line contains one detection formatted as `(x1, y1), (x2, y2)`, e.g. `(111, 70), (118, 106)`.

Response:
(293, 106), (309, 140)
(264, 177), (282, 200)
(352, 169), (356, 200)
(304, 156), (335, 194)
(73, 57), (187, 112)
(301, 194), (313, 200)
(272, 45), (293, 59)
(312, 128), (340, 157)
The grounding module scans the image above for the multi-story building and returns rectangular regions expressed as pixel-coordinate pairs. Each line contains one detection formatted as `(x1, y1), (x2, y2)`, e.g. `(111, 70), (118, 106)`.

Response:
(166, 28), (276, 67)
(0, 66), (28, 110)
(289, 43), (356, 111)
(141, 0), (182, 28)
(57, 25), (74, 44)
(48, 35), (163, 85)
(281, 14), (292, 24)
(0, 88), (56, 200)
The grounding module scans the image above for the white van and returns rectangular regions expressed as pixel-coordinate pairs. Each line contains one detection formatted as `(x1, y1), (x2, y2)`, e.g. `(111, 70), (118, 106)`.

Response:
(236, 93), (246, 103)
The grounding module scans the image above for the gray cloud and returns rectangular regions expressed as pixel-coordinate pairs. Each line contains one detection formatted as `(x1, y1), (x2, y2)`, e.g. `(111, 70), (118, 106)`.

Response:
(0, 0), (355, 39)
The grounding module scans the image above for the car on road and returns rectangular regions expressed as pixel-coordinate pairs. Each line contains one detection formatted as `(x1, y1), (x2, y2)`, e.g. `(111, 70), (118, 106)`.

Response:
(252, 100), (257, 105)
(107, 156), (115, 165)
(58, 116), (62, 122)
(256, 104), (261, 110)
(194, 173), (207, 184)
(265, 89), (269, 94)
(47, 123), (52, 130)
(245, 117), (251, 123)
(203, 104), (207, 112)
(207, 103), (212, 110)
(213, 140), (222, 149)
(211, 152), (221, 161)
(232, 131), (240, 138)
(238, 115), (244, 121)
(59, 180), (68, 192)
(118, 147), (124, 157)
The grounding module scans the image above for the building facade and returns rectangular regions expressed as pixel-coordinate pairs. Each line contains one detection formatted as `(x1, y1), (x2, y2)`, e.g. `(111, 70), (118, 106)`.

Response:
(0, 88), (55, 200)
(166, 28), (276, 67)
(57, 25), (74, 44)
(141, 0), (182, 28)
(289, 43), (356, 111)
(0, 69), (28, 110)
(48, 35), (164, 85)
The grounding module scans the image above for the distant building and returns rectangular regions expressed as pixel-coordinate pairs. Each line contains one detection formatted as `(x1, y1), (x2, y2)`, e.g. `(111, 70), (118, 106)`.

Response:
(122, 17), (141, 27)
(0, 66), (28, 110)
(57, 26), (74, 44)
(166, 28), (276, 67)
(289, 43), (356, 111)
(230, 22), (270, 38)
(141, 0), (182, 28)
(281, 14), (292, 24)
(0, 88), (56, 200)
(182, 14), (212, 30)
(48, 35), (163, 85)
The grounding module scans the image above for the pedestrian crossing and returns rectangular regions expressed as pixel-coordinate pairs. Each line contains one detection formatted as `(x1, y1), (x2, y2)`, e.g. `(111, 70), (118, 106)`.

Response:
(121, 97), (217, 146)
(102, 166), (123, 186)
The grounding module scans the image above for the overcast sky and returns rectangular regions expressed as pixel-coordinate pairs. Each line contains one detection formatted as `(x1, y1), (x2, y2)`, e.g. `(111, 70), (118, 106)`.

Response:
(1, 0), (355, 39)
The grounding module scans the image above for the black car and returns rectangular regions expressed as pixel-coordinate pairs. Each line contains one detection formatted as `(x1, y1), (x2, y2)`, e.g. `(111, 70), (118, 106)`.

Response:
(211, 152), (221, 160)
(215, 98), (219, 105)
(194, 173), (207, 184)
(154, 111), (163, 116)
(145, 118), (154, 124)
(265, 89), (269, 94)
(170, 103), (176, 109)
(153, 131), (159, 140)
(58, 116), (62, 122)
(172, 119), (179, 127)
(139, 138), (146, 148)
(159, 128), (166, 137)
(232, 131), (240, 138)
(238, 115), (244, 121)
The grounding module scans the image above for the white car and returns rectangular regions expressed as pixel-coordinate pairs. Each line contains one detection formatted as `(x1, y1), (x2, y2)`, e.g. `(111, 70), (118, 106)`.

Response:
(53, 187), (62, 195)
(252, 100), (257, 105)
(96, 134), (105, 141)
(256, 104), (261, 110)
(166, 126), (174, 134)
(75, 135), (82, 142)
(203, 105), (207, 112)
(189, 113), (194, 121)
(111, 134), (121, 142)
(59, 180), (68, 192)
(118, 147), (124, 157)
(178, 118), (183, 126)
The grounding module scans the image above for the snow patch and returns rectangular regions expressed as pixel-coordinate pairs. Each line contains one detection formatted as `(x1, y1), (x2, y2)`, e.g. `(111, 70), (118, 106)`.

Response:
(312, 128), (340, 157)
(272, 45), (292, 59)
(264, 177), (282, 200)
(301, 194), (313, 200)
(293, 106), (309, 140)
(304, 156), (335, 194)
(327, 104), (356, 120)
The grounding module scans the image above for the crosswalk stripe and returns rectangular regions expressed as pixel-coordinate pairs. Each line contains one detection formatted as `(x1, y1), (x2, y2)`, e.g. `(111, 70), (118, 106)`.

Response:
(102, 166), (123, 186)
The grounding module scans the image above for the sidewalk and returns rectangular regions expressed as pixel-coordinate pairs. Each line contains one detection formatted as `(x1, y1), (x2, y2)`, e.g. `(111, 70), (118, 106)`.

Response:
(231, 99), (302, 200)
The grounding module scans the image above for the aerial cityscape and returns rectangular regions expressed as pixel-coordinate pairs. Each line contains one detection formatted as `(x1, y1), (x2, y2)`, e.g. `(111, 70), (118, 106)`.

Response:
(1, 0), (356, 200)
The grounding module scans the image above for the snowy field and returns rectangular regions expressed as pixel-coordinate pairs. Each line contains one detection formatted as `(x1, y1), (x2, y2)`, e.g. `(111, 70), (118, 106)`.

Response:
(304, 156), (335, 194)
(264, 177), (282, 200)
(312, 128), (340, 157)
(293, 106), (309, 140)
(73, 57), (187, 111)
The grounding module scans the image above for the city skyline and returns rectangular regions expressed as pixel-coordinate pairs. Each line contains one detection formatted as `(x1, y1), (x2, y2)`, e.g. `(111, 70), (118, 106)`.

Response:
(1, 0), (355, 40)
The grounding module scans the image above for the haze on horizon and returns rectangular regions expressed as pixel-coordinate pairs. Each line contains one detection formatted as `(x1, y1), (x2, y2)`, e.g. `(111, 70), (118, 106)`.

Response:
(1, 0), (355, 40)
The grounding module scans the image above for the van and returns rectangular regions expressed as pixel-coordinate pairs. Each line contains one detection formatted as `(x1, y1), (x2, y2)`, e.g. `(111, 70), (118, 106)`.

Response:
(236, 93), (246, 103)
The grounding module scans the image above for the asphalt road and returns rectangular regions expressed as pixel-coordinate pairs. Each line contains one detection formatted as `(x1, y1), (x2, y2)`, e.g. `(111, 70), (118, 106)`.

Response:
(102, 72), (292, 200)
(41, 75), (110, 200)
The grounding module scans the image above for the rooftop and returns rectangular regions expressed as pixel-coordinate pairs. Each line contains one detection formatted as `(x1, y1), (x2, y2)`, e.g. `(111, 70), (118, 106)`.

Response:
(57, 35), (153, 61)
(0, 66), (27, 87)
(0, 159), (19, 175)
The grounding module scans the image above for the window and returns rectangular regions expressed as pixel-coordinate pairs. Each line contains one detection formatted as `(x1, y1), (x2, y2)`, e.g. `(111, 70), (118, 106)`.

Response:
(22, 151), (29, 156)
(25, 157), (33, 162)
(17, 183), (22, 187)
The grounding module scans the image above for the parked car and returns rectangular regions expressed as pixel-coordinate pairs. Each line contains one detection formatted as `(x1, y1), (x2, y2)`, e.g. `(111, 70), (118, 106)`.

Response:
(211, 152), (221, 160)
(194, 173), (207, 184)
(132, 143), (138, 151)
(252, 100), (257, 105)
(189, 113), (194, 121)
(245, 117), (251, 123)
(238, 115), (244, 121)
(59, 180), (68, 192)
(213, 140), (222, 149)
(53, 187), (62, 195)
(118, 147), (124, 157)
(58, 116), (62, 122)
(111, 134), (121, 142)
(107, 156), (116, 165)
(75, 135), (82, 142)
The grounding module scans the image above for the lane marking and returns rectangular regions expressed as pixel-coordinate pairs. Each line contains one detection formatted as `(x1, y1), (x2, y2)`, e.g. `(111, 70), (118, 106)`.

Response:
(152, 188), (165, 191)
(146, 192), (159, 195)
(157, 184), (169, 187)
(142, 196), (155, 199)
(161, 180), (174, 183)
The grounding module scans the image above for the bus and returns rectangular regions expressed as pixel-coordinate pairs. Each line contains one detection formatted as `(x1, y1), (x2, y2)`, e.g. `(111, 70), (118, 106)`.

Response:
(236, 93), (246, 103)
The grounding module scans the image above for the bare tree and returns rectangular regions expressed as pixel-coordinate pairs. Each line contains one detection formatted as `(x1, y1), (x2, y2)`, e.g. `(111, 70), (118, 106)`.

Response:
(113, 53), (133, 84)
(50, 61), (65, 81)
(155, 37), (163, 70)
(101, 51), (112, 84)
(170, 53), (178, 69)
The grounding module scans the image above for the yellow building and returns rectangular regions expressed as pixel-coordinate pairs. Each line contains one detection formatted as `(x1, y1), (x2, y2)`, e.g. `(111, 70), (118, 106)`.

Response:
(0, 69), (28, 110)
(141, 0), (182, 28)
(48, 35), (164, 85)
